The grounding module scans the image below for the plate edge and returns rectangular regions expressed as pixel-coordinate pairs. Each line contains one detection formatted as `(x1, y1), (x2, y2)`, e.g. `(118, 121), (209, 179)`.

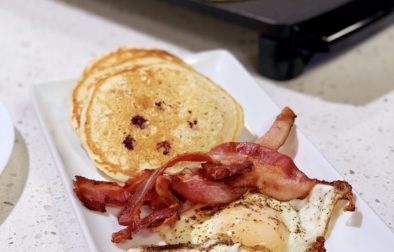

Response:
(30, 85), (99, 252)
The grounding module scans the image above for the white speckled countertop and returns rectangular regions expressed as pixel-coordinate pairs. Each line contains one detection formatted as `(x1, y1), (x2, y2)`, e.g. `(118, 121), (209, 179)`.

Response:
(0, 0), (393, 251)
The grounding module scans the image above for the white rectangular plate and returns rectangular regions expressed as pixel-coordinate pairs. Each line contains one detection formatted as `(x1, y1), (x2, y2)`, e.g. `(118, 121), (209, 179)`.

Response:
(32, 50), (394, 252)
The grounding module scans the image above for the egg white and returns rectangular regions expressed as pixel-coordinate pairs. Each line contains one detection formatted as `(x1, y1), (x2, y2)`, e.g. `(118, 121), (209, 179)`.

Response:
(128, 242), (250, 252)
(150, 183), (348, 252)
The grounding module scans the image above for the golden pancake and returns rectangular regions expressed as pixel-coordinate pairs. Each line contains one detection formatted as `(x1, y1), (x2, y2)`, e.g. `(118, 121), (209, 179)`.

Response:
(69, 47), (190, 132)
(79, 63), (244, 181)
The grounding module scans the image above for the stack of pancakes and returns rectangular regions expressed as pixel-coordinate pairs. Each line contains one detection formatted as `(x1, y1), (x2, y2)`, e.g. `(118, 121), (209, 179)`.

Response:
(70, 47), (244, 181)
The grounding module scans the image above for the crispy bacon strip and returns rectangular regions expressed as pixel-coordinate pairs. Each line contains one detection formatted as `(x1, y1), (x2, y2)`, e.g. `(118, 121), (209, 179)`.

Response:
(112, 226), (132, 244)
(73, 176), (130, 212)
(112, 205), (179, 243)
(155, 175), (179, 207)
(73, 170), (153, 212)
(202, 161), (253, 180)
(125, 169), (155, 192)
(117, 153), (214, 226)
(170, 168), (248, 205)
(209, 142), (317, 200)
(139, 205), (179, 228)
(118, 169), (161, 226)
(255, 107), (296, 150)
(147, 190), (169, 210)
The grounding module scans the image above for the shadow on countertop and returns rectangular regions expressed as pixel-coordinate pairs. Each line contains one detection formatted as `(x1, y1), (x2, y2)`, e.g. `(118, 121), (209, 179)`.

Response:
(58, 0), (394, 106)
(0, 129), (29, 225)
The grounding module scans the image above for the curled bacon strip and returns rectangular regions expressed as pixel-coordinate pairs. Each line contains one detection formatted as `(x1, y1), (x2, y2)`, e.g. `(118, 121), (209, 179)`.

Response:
(73, 170), (153, 212)
(255, 107), (296, 150)
(202, 161), (253, 180)
(170, 168), (248, 205)
(118, 169), (162, 226)
(209, 142), (317, 201)
(155, 175), (179, 208)
(112, 205), (179, 243)
(73, 176), (129, 212)
(117, 153), (214, 233)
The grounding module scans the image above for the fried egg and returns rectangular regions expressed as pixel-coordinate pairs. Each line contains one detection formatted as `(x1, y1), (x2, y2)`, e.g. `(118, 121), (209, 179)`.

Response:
(131, 182), (351, 252)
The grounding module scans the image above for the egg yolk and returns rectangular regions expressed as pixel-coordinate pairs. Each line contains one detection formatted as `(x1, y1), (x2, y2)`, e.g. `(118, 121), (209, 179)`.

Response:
(194, 205), (290, 252)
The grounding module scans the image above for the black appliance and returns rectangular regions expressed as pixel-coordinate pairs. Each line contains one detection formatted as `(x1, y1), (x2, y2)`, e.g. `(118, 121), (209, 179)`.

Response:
(164, 0), (394, 80)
